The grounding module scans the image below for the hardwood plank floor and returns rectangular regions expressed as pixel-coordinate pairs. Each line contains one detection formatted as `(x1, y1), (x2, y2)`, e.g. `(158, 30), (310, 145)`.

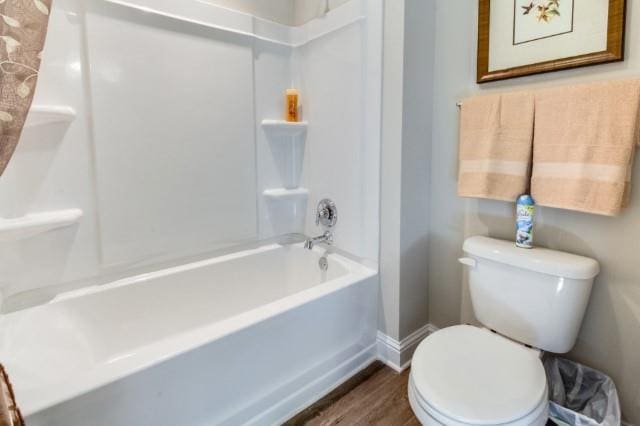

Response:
(284, 362), (419, 426)
(284, 362), (557, 426)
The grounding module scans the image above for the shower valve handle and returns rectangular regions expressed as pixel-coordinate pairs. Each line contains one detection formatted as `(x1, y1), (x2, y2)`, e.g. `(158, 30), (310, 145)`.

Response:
(316, 199), (337, 228)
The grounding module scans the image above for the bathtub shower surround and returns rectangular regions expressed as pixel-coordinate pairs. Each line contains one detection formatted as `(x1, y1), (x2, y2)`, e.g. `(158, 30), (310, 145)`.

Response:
(86, 0), (259, 267)
(0, 0), (52, 175)
(0, 0), (382, 424)
(295, 1), (382, 260)
(0, 0), (381, 301)
(0, 244), (377, 425)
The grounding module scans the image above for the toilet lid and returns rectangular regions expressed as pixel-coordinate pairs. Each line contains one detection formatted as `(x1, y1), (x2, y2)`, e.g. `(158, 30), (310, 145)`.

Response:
(411, 325), (547, 425)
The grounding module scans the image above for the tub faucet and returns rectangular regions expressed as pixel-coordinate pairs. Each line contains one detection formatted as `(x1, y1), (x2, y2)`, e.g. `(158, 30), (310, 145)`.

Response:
(304, 231), (333, 250)
(305, 199), (337, 250)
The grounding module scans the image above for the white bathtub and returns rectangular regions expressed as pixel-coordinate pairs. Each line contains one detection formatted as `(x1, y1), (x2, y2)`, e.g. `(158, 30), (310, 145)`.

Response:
(0, 243), (378, 425)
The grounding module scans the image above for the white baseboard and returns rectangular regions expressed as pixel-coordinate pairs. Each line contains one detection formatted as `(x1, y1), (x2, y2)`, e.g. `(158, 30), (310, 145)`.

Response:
(377, 323), (438, 372)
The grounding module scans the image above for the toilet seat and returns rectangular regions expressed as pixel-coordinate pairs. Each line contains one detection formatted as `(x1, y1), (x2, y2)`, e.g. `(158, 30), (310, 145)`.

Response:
(409, 325), (548, 425)
(409, 376), (548, 426)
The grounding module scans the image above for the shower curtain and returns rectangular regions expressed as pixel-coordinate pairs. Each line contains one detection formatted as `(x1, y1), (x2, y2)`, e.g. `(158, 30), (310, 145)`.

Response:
(0, 0), (52, 176)
(0, 364), (22, 426)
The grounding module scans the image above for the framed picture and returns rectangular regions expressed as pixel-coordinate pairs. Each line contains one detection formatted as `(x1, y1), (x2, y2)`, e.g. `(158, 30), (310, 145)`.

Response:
(477, 0), (626, 83)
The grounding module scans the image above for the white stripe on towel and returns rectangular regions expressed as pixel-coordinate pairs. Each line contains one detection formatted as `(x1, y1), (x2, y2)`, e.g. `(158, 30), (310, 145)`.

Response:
(459, 160), (529, 176)
(533, 162), (630, 183)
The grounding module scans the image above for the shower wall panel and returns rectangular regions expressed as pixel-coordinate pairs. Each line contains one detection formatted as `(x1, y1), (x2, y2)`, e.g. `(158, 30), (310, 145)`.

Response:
(85, 3), (258, 266)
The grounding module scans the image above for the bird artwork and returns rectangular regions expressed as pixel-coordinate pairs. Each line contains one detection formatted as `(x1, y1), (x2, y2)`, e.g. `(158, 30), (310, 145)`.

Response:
(521, 0), (561, 23)
(521, 2), (534, 15)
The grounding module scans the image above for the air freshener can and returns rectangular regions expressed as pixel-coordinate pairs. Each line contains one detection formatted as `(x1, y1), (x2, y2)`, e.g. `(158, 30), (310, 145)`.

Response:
(516, 194), (535, 249)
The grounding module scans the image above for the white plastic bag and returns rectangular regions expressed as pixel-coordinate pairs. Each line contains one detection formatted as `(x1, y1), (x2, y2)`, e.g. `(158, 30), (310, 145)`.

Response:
(544, 357), (621, 426)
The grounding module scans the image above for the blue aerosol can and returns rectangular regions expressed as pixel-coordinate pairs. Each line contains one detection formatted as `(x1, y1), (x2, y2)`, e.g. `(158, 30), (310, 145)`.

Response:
(516, 194), (535, 249)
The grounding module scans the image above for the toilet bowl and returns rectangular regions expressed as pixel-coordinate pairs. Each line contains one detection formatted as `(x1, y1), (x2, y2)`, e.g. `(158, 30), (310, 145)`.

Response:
(407, 236), (599, 426)
(409, 325), (548, 426)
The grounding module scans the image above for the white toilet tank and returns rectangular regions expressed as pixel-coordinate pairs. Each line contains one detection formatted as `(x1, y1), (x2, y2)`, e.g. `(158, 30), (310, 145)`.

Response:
(461, 236), (599, 354)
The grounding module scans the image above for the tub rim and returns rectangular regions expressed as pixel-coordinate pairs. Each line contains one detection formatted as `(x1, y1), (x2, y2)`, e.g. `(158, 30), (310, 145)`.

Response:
(6, 243), (377, 415)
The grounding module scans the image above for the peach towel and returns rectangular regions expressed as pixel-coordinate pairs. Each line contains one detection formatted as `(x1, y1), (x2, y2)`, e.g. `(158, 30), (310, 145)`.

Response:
(531, 80), (640, 216)
(458, 92), (535, 201)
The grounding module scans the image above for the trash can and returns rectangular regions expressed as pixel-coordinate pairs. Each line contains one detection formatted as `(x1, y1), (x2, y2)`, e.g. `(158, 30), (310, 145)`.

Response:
(544, 357), (621, 426)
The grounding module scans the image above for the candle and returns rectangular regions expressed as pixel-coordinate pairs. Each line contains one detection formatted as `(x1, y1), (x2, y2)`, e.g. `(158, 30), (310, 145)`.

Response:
(285, 88), (299, 122)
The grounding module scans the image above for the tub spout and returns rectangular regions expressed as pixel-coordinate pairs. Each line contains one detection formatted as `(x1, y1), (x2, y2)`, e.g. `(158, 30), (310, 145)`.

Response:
(304, 231), (333, 250)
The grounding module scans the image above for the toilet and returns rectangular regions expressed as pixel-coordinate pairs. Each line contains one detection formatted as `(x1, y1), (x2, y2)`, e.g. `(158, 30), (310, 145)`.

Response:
(409, 236), (599, 426)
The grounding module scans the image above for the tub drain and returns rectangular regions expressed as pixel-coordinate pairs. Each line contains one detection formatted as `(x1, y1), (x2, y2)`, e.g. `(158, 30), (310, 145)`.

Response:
(319, 256), (329, 271)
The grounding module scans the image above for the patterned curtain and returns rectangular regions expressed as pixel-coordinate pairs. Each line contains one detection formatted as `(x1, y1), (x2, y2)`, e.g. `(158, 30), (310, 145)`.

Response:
(0, 364), (22, 426)
(0, 0), (52, 176)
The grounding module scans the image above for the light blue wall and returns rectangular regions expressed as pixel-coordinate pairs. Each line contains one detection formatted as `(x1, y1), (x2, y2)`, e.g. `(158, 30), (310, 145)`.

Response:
(399, 0), (435, 339)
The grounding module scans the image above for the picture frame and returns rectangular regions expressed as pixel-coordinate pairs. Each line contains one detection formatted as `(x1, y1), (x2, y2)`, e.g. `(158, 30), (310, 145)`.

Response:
(477, 0), (626, 83)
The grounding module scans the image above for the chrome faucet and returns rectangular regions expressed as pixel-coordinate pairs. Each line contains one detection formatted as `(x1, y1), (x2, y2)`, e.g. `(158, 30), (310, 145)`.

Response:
(305, 199), (338, 250)
(304, 231), (333, 250)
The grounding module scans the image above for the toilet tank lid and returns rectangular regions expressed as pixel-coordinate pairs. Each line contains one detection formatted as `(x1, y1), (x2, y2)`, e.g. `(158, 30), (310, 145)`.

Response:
(463, 236), (599, 279)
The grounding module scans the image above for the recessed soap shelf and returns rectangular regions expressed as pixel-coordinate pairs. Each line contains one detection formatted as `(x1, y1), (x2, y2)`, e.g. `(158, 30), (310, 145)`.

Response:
(261, 119), (308, 195)
(262, 188), (309, 201)
(0, 209), (83, 242)
(261, 119), (308, 138)
(25, 105), (76, 128)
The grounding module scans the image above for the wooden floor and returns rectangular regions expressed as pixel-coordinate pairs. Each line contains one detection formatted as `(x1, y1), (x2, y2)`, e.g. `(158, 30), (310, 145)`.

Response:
(284, 362), (556, 426)
(284, 362), (420, 426)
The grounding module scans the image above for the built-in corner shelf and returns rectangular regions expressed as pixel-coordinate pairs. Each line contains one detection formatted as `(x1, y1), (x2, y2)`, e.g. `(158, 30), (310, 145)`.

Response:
(263, 188), (309, 201)
(261, 119), (308, 138)
(261, 119), (308, 192)
(0, 209), (83, 242)
(25, 105), (77, 128)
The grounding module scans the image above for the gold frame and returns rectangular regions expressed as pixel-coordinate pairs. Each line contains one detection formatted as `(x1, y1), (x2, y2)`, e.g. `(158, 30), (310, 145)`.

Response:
(477, 0), (626, 83)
